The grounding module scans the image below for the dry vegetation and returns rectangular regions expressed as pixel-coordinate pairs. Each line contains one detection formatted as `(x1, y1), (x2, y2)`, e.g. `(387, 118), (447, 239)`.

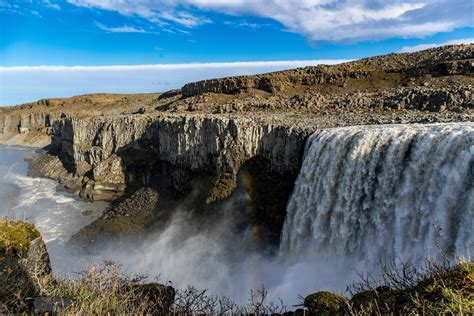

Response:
(1, 219), (472, 315)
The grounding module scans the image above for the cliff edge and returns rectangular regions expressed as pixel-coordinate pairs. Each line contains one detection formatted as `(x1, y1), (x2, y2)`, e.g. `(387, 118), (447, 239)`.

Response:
(1, 44), (473, 247)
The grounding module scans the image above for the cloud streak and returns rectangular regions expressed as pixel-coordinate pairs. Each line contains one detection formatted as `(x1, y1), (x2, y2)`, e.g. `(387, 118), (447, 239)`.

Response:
(0, 60), (347, 72)
(95, 22), (147, 33)
(400, 38), (473, 53)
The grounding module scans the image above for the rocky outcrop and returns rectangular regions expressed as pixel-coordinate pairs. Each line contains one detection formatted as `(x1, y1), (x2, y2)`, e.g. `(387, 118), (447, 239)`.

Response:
(181, 44), (473, 97)
(0, 220), (176, 314)
(0, 220), (54, 312)
(70, 187), (159, 248)
(304, 291), (349, 315)
(26, 113), (309, 247)
(0, 111), (65, 146)
(176, 85), (473, 114)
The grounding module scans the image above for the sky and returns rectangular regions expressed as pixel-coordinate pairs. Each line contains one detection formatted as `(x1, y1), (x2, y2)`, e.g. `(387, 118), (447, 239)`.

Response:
(0, 0), (472, 105)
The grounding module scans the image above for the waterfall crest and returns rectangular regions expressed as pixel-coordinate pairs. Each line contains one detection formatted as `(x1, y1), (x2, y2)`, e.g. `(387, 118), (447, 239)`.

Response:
(281, 123), (473, 267)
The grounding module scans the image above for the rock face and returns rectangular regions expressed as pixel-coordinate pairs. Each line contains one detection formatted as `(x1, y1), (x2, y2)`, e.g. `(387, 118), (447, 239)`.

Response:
(40, 114), (307, 246)
(47, 114), (306, 200)
(0, 112), (64, 147)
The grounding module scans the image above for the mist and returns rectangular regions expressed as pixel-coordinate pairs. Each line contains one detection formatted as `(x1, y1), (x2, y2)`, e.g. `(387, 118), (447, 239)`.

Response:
(53, 204), (359, 306)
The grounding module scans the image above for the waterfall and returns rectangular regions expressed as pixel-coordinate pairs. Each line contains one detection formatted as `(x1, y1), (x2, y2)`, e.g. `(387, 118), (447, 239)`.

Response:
(280, 123), (473, 269)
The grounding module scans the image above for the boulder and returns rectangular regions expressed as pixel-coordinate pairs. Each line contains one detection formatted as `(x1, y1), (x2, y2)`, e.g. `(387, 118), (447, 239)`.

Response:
(304, 291), (348, 315)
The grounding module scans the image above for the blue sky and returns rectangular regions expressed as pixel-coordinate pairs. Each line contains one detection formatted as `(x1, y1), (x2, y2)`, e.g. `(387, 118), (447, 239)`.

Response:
(0, 0), (472, 105)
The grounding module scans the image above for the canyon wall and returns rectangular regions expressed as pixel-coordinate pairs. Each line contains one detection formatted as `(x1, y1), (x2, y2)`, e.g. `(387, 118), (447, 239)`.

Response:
(0, 111), (65, 146)
(25, 113), (311, 247)
(0, 44), (472, 249)
(47, 114), (308, 198)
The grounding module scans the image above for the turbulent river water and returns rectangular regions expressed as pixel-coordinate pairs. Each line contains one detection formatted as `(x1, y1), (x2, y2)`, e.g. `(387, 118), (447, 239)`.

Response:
(0, 145), (108, 273)
(1, 122), (473, 305)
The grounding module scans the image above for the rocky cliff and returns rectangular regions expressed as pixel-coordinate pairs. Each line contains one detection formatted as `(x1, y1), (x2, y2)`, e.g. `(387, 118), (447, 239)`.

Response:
(0, 93), (159, 147)
(1, 44), (473, 248)
(32, 114), (306, 201)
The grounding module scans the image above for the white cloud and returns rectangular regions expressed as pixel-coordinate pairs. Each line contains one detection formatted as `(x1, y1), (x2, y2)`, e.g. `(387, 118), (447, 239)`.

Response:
(0, 59), (347, 105)
(67, 0), (211, 28)
(65, 0), (473, 42)
(400, 38), (474, 53)
(42, 0), (60, 10)
(95, 22), (147, 33)
(224, 20), (269, 29)
(0, 60), (347, 72)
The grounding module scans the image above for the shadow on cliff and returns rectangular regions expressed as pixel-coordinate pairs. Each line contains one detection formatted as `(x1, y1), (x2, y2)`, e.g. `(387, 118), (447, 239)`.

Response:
(65, 117), (308, 255)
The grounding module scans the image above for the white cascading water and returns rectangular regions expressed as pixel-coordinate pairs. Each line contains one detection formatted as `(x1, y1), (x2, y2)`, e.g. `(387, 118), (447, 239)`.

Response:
(280, 123), (473, 270)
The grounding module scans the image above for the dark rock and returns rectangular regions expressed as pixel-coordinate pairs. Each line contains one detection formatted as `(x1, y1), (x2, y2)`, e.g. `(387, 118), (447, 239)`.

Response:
(69, 187), (159, 248)
(33, 296), (74, 313)
(304, 291), (349, 315)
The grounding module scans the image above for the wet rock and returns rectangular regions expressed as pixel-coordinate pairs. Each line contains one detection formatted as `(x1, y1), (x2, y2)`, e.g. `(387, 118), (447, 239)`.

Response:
(69, 187), (159, 248)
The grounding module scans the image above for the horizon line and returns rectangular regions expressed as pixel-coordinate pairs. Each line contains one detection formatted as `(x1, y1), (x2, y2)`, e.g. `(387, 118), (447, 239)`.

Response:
(0, 60), (351, 72)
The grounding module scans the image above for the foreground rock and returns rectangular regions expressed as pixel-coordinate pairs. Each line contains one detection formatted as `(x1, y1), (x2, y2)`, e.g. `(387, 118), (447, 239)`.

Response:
(0, 220), (53, 312)
(304, 291), (348, 315)
(0, 220), (175, 314)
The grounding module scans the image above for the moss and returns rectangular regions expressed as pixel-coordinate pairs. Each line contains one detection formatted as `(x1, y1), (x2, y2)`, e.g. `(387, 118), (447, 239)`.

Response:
(351, 286), (401, 313)
(206, 176), (236, 203)
(349, 262), (474, 314)
(99, 216), (148, 235)
(0, 220), (41, 256)
(0, 220), (48, 313)
(304, 291), (348, 315)
(407, 262), (474, 313)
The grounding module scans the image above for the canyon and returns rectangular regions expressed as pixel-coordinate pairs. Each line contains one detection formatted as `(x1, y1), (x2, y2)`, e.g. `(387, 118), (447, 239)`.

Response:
(0, 45), (473, 310)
